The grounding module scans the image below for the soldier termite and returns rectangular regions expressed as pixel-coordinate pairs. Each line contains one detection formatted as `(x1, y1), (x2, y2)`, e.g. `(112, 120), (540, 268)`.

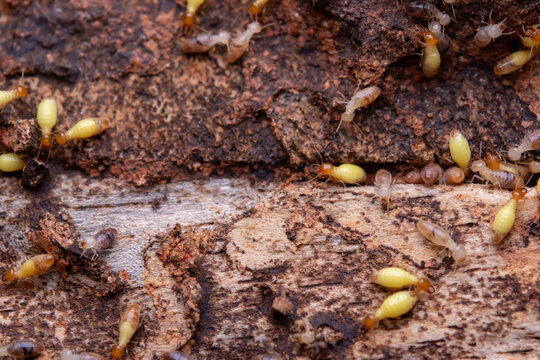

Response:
(0, 339), (44, 359)
(492, 188), (527, 245)
(494, 49), (534, 76)
(416, 219), (466, 263)
(484, 149), (530, 180)
(421, 31), (441, 78)
(79, 228), (118, 259)
(372, 267), (433, 293)
(337, 86), (381, 132)
(180, 31), (230, 54)
(470, 160), (525, 189)
(520, 23), (540, 48)
(420, 163), (443, 185)
(227, 21), (268, 64)
(507, 129), (540, 161)
(405, 170), (423, 184)
(111, 303), (141, 359)
(0, 153), (26, 172)
(443, 166), (465, 185)
(405, 2), (451, 26)
(36, 98), (57, 148)
(162, 351), (194, 360)
(182, 0), (205, 34)
(60, 350), (106, 360)
(5, 254), (55, 281)
(0, 85), (28, 109)
(449, 129), (470, 171)
(363, 291), (419, 331)
(374, 169), (392, 208)
(56, 118), (110, 145)
(249, 0), (271, 17)
(311, 163), (367, 185)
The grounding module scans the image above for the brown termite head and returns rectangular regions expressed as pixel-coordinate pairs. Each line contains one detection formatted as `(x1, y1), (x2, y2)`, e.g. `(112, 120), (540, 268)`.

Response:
(420, 163), (443, 185)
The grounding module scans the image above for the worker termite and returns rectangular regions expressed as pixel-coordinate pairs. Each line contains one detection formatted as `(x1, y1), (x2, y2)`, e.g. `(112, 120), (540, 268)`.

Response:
(416, 219), (466, 263)
(507, 129), (540, 161)
(406, 2), (451, 26)
(520, 24), (540, 48)
(474, 15), (507, 47)
(60, 349), (106, 360)
(374, 169), (392, 208)
(0, 153), (26, 172)
(36, 98), (57, 148)
(249, 0), (270, 17)
(56, 118), (110, 145)
(180, 30), (230, 54)
(227, 21), (265, 64)
(0, 85), (28, 109)
(484, 149), (530, 180)
(405, 170), (423, 184)
(449, 129), (471, 171)
(5, 254), (55, 281)
(420, 163), (443, 185)
(311, 163), (367, 185)
(363, 290), (419, 331)
(492, 188), (527, 245)
(79, 228), (118, 258)
(111, 303), (141, 359)
(421, 31), (441, 78)
(372, 267), (433, 293)
(427, 21), (451, 52)
(494, 49), (534, 76)
(338, 86), (381, 131)
(182, 0), (205, 34)
(470, 160), (525, 189)
(443, 166), (465, 185)
(0, 339), (44, 359)
(162, 351), (194, 360)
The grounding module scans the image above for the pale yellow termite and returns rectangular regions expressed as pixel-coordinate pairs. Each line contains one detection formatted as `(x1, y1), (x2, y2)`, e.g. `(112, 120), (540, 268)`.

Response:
(374, 169), (392, 207)
(36, 98), (57, 148)
(372, 267), (433, 292)
(422, 31), (441, 78)
(0, 85), (28, 108)
(475, 17), (506, 47)
(180, 31), (230, 54)
(449, 129), (470, 171)
(520, 24), (540, 48)
(471, 160), (525, 189)
(0, 153), (25, 172)
(0, 339), (44, 359)
(56, 118), (110, 145)
(339, 86), (381, 127)
(227, 22), (263, 64)
(484, 149), (530, 181)
(492, 189), (527, 245)
(507, 129), (540, 161)
(363, 291), (418, 331)
(494, 49), (534, 76)
(111, 303), (141, 359)
(312, 163), (367, 185)
(182, 0), (205, 34)
(416, 219), (466, 263)
(5, 254), (55, 281)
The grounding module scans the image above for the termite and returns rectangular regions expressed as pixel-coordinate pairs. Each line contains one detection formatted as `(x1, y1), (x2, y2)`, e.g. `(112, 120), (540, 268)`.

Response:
(227, 21), (264, 64)
(374, 169), (392, 207)
(312, 163), (367, 185)
(406, 2), (451, 26)
(494, 49), (534, 76)
(0, 339), (44, 359)
(56, 118), (110, 145)
(60, 350), (106, 360)
(79, 228), (118, 258)
(180, 30), (230, 53)
(0, 85), (28, 109)
(485, 149), (530, 180)
(405, 170), (423, 184)
(0, 153), (25, 172)
(443, 166), (465, 185)
(372, 267), (433, 293)
(492, 188), (527, 245)
(5, 254), (55, 281)
(182, 0), (205, 34)
(529, 160), (540, 173)
(249, 0), (270, 17)
(416, 219), (466, 263)
(36, 98), (57, 148)
(507, 129), (540, 161)
(111, 303), (141, 359)
(420, 163), (443, 185)
(449, 129), (471, 171)
(421, 31), (441, 78)
(475, 16), (507, 47)
(428, 21), (451, 52)
(520, 24), (540, 48)
(338, 86), (381, 131)
(470, 160), (525, 189)
(363, 291), (419, 331)
(162, 351), (194, 360)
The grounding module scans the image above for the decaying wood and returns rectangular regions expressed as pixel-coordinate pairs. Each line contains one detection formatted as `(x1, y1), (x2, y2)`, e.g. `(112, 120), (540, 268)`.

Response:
(1, 175), (538, 359)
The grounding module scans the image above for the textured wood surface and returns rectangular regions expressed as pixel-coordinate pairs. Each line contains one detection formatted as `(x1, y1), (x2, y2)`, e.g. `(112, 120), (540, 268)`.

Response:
(1, 176), (538, 359)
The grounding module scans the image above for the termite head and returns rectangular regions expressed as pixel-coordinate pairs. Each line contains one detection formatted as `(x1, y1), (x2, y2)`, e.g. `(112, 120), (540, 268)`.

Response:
(484, 149), (500, 169)
(248, 21), (263, 34)
(428, 21), (442, 34)
(249, 2), (262, 16)
(452, 245), (466, 263)
(422, 31), (438, 46)
(417, 278), (433, 293)
(5, 267), (16, 281)
(487, 22), (505, 38)
(216, 30), (231, 46)
(363, 314), (377, 331)
(15, 85), (28, 97)
(41, 134), (52, 148)
(470, 159), (486, 172)
(111, 345), (125, 359)
(56, 131), (68, 145)
(79, 238), (93, 249)
(311, 163), (334, 177)
(511, 188), (527, 201)
(507, 147), (521, 162)
(183, 12), (195, 28)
